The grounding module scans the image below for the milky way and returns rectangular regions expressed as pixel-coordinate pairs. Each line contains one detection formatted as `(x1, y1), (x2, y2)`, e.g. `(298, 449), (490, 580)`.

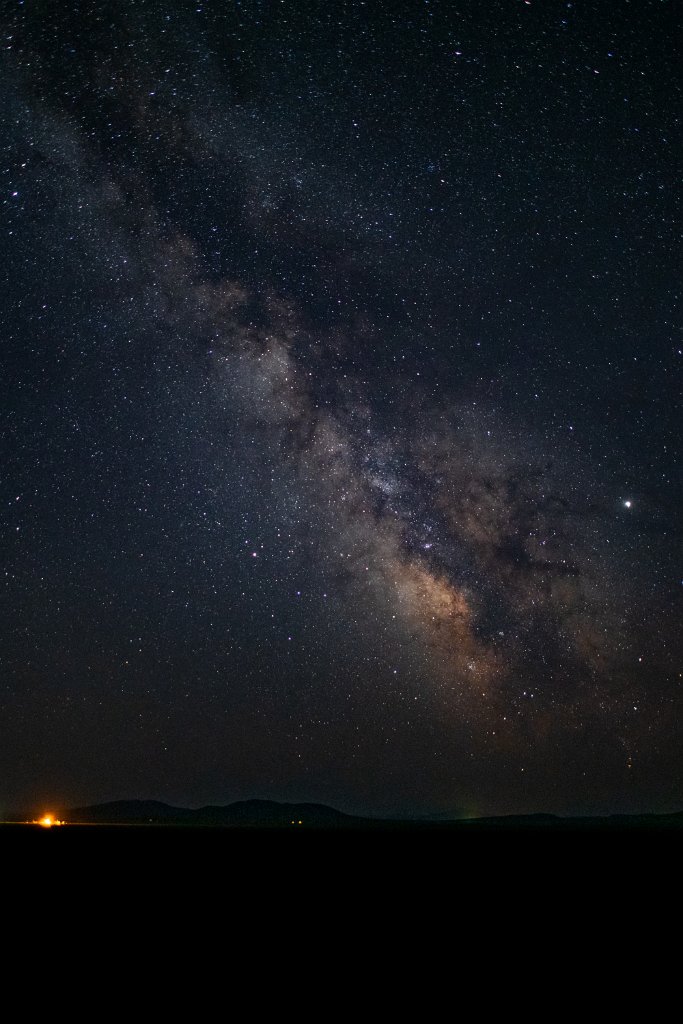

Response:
(1, 1), (680, 818)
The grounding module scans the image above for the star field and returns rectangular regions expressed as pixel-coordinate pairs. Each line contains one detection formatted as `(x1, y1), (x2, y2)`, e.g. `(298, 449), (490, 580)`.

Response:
(1, 0), (680, 819)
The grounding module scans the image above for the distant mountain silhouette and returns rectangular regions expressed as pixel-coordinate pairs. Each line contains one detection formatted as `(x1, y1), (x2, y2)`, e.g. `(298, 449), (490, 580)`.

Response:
(47, 800), (683, 831)
(63, 799), (366, 828)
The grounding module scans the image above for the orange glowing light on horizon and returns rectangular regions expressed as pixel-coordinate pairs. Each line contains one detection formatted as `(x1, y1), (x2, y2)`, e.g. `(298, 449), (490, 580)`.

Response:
(36, 814), (63, 827)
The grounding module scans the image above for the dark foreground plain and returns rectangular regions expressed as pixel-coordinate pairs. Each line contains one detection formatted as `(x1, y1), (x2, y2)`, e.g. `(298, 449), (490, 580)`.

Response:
(4, 801), (679, 909)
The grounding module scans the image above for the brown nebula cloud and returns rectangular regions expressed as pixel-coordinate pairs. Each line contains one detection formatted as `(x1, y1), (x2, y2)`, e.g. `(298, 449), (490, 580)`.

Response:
(387, 557), (501, 697)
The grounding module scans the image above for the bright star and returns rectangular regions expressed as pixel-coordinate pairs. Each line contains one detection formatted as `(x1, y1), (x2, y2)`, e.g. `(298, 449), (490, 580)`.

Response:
(623, 500), (632, 508)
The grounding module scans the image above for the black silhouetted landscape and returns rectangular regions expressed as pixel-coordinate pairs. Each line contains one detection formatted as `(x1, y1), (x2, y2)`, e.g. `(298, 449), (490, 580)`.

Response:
(4, 800), (682, 833)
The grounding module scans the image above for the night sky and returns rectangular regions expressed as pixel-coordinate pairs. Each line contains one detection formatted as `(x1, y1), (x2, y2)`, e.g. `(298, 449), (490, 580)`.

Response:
(1, 0), (680, 820)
